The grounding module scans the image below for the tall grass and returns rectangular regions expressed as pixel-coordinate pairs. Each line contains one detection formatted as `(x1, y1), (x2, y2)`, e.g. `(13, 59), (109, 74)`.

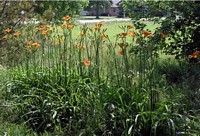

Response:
(1, 16), (200, 135)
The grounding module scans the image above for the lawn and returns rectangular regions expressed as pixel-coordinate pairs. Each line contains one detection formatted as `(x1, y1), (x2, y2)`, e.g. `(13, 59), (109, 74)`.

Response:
(71, 20), (160, 42)
(1, 18), (200, 136)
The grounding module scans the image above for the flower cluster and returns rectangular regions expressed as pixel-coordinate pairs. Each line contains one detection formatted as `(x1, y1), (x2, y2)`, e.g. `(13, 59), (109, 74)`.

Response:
(26, 41), (41, 50)
(188, 51), (199, 59)
(38, 25), (53, 35)
(61, 15), (74, 30)
(141, 30), (153, 37)
(93, 22), (104, 31)
(2, 28), (20, 40)
(118, 25), (136, 39)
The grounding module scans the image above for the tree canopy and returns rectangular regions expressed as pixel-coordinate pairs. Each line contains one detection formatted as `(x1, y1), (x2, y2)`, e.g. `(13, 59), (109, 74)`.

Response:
(0, 1), (89, 25)
(86, 0), (112, 19)
(121, 0), (200, 63)
(34, 0), (89, 21)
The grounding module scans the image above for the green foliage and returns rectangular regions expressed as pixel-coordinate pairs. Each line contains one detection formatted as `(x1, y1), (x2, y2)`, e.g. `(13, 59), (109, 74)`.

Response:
(5, 69), (99, 134)
(120, 0), (149, 19)
(34, 1), (89, 21)
(86, 0), (112, 19)
(121, 0), (200, 64)
(0, 123), (37, 136)
(159, 1), (200, 63)
(0, 1), (35, 26)
(157, 59), (200, 110)
(0, 1), (35, 66)
(155, 59), (200, 135)
(1, 15), (200, 135)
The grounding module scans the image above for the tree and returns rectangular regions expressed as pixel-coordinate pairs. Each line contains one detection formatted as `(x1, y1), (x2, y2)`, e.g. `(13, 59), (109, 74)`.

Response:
(121, 0), (200, 63)
(34, 0), (89, 21)
(0, 1), (36, 66)
(0, 1), (35, 43)
(86, 0), (112, 19)
(0, 1), (35, 26)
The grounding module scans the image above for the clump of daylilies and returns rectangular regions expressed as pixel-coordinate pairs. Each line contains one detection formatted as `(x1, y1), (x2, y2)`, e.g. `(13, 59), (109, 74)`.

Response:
(38, 24), (53, 35)
(60, 15), (74, 30)
(118, 24), (135, 38)
(3, 15), (198, 66)
(26, 41), (41, 50)
(77, 22), (108, 67)
(2, 27), (20, 40)
(116, 24), (135, 55)
(92, 22), (104, 31)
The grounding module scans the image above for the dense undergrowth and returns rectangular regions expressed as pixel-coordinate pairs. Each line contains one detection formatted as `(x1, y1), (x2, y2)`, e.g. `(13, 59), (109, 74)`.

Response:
(0, 17), (200, 135)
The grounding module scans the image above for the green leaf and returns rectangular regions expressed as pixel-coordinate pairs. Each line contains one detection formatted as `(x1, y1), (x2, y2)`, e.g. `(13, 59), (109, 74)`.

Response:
(128, 124), (134, 135)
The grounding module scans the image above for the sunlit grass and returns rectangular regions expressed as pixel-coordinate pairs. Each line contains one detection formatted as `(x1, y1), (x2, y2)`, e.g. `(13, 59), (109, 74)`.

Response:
(70, 20), (160, 42)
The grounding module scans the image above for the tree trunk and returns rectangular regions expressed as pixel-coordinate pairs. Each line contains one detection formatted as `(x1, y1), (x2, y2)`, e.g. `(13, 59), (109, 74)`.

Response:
(96, 1), (100, 19)
(0, 1), (8, 19)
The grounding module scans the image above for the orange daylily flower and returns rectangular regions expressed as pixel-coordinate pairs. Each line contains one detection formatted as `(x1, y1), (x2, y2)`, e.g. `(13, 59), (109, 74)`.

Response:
(160, 33), (167, 39)
(38, 25), (46, 30)
(188, 54), (198, 59)
(128, 31), (136, 37)
(32, 42), (40, 48)
(13, 32), (20, 37)
(193, 51), (199, 55)
(97, 22), (104, 27)
(127, 25), (134, 29)
(101, 34), (107, 39)
(2, 34), (9, 39)
(62, 16), (70, 21)
(120, 32), (127, 38)
(5, 28), (11, 33)
(118, 50), (123, 55)
(67, 25), (74, 30)
(42, 30), (49, 35)
(142, 30), (153, 37)
(83, 60), (91, 66)
(188, 51), (200, 59)
(93, 26), (100, 31)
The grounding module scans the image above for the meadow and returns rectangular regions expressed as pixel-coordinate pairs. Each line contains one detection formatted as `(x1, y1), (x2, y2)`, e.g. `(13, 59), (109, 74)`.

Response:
(0, 16), (200, 136)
